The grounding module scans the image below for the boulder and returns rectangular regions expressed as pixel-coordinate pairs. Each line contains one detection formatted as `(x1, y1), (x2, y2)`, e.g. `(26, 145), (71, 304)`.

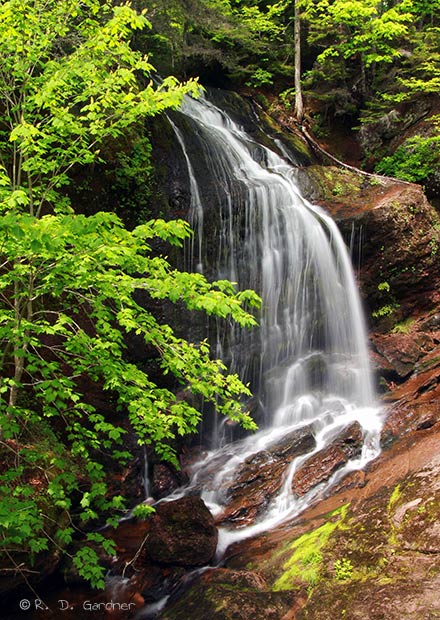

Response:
(146, 497), (218, 566)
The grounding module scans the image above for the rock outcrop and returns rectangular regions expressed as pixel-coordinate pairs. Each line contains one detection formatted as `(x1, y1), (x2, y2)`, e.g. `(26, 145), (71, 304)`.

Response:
(146, 496), (218, 566)
(297, 167), (440, 325)
(218, 427), (315, 526)
(148, 110), (440, 620)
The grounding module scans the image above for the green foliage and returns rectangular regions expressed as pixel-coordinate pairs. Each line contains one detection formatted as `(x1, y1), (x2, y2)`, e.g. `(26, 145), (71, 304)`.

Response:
(377, 281), (391, 292)
(301, 0), (414, 95)
(0, 0), (199, 216)
(374, 134), (440, 182)
(112, 135), (154, 209)
(131, 503), (155, 519)
(272, 504), (349, 591)
(372, 304), (399, 318)
(0, 0), (260, 589)
(392, 317), (415, 334)
(143, 0), (292, 86)
(72, 536), (117, 590)
(372, 281), (399, 319)
(246, 68), (274, 88)
(0, 210), (259, 585)
(279, 88), (297, 110)
(333, 557), (354, 581)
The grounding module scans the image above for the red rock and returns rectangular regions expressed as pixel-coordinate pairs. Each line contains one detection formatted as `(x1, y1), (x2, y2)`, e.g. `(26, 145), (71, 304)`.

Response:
(292, 423), (364, 496)
(151, 463), (180, 498)
(381, 344), (440, 444)
(146, 496), (218, 566)
(218, 427), (316, 526)
(372, 331), (432, 378)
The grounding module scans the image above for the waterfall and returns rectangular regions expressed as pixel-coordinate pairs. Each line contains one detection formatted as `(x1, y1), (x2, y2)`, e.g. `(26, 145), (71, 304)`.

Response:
(167, 91), (383, 550)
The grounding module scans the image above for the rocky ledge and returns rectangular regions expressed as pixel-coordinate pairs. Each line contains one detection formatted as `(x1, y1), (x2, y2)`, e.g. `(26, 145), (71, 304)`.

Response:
(156, 165), (440, 619)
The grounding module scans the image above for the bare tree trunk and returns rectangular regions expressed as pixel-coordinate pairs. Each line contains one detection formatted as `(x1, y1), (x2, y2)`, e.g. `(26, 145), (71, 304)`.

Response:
(294, 0), (304, 122)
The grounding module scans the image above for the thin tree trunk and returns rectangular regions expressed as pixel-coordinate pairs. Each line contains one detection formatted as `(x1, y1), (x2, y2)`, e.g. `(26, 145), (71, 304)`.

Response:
(294, 0), (304, 122)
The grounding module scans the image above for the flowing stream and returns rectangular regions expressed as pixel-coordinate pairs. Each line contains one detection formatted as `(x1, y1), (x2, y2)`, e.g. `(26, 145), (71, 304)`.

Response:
(166, 92), (383, 554)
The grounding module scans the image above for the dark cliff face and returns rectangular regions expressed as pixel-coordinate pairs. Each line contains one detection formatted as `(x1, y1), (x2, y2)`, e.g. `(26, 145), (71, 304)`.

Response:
(6, 89), (437, 620)
(149, 88), (315, 275)
(144, 92), (440, 620)
(296, 166), (440, 321)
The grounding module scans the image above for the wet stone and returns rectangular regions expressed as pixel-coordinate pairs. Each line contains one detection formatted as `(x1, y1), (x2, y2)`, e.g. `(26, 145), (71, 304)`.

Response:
(146, 496), (218, 567)
(292, 423), (364, 497)
(160, 568), (295, 620)
(218, 427), (316, 526)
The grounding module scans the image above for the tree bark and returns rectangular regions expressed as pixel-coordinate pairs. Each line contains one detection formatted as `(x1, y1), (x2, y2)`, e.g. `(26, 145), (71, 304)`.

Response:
(294, 0), (304, 122)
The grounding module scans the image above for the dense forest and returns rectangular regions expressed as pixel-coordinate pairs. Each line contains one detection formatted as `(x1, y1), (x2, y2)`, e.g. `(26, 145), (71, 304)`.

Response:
(0, 0), (439, 611)
(141, 0), (440, 191)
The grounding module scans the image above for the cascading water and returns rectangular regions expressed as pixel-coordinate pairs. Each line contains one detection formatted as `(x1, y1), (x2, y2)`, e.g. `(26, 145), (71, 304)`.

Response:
(167, 91), (383, 552)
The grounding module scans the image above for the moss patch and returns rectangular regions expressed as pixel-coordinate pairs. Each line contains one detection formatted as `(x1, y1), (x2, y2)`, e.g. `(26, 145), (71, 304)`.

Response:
(305, 166), (365, 205)
(272, 504), (349, 591)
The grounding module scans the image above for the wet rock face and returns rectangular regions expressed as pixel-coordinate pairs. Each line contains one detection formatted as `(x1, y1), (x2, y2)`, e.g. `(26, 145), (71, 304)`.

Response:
(217, 427), (316, 526)
(160, 568), (296, 620)
(215, 424), (365, 526)
(151, 463), (182, 499)
(297, 167), (440, 327)
(294, 448), (440, 620)
(146, 497), (218, 566)
(372, 331), (430, 379)
(381, 346), (440, 445)
(216, 422), (440, 620)
(292, 423), (364, 496)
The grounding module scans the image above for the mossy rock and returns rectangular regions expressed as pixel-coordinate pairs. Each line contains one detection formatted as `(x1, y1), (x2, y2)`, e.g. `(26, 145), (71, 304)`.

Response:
(161, 568), (296, 620)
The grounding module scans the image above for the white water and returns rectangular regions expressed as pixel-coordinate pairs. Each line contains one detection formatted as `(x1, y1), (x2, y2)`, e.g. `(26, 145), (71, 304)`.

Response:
(168, 92), (383, 551)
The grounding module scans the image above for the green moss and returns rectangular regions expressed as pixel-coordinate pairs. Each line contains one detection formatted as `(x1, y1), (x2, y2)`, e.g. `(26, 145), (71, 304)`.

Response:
(392, 317), (415, 334)
(387, 484), (403, 547)
(387, 484), (402, 513)
(372, 303), (399, 318)
(333, 558), (354, 581)
(305, 166), (365, 204)
(272, 504), (349, 591)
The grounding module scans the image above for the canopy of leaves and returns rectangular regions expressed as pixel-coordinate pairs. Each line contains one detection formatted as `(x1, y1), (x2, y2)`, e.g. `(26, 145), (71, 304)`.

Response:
(139, 0), (292, 85)
(0, 0), (260, 589)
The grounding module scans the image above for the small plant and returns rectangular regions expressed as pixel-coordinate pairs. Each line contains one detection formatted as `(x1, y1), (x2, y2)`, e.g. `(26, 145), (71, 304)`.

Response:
(372, 303), (399, 318)
(392, 317), (415, 334)
(279, 88), (296, 110)
(332, 182), (344, 196)
(246, 68), (273, 88)
(131, 503), (155, 520)
(377, 281), (390, 292)
(373, 281), (399, 319)
(334, 557), (354, 581)
(429, 238), (438, 256)
(387, 483), (402, 512)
